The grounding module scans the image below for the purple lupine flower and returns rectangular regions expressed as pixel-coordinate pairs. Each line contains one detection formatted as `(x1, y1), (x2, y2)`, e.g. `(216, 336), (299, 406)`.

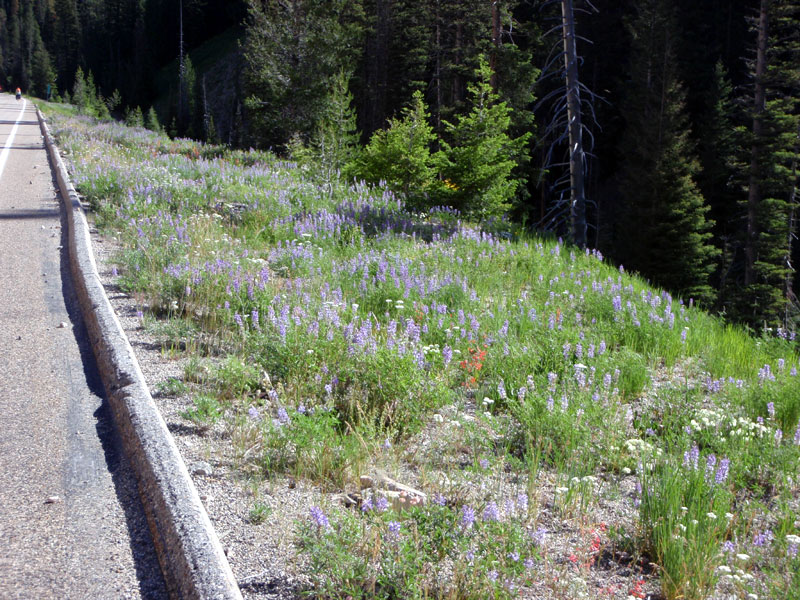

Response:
(309, 506), (329, 530)
(387, 521), (401, 539)
(722, 540), (736, 554)
(433, 493), (447, 506)
(705, 454), (717, 481)
(497, 380), (507, 401)
(517, 493), (528, 514)
(442, 345), (453, 366)
(234, 313), (244, 328)
(788, 543), (798, 559)
(753, 529), (774, 547)
(375, 497), (390, 512)
(507, 551), (520, 562)
(361, 497), (374, 512)
(683, 444), (700, 470)
(767, 402), (775, 418)
(794, 421), (800, 446)
(546, 396), (554, 411)
(479, 458), (490, 469)
(524, 557), (536, 569)
(487, 570), (499, 583)
(775, 429), (783, 445)
(277, 407), (290, 425)
(461, 505), (476, 530)
(548, 372), (558, 388)
(252, 310), (260, 330)
(603, 372), (612, 389)
(482, 502), (500, 522)
(715, 458), (730, 485)
(248, 406), (260, 420)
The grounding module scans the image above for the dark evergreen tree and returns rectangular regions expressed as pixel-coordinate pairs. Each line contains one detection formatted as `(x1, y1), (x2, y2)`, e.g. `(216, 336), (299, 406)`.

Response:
(52, 0), (80, 92)
(615, 0), (719, 306)
(242, 0), (365, 150)
(437, 56), (531, 219)
(731, 0), (800, 328)
(696, 61), (739, 303)
(30, 27), (55, 97)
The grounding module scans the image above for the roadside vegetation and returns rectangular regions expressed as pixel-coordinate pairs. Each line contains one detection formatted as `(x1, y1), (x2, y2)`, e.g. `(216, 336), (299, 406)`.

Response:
(44, 105), (800, 600)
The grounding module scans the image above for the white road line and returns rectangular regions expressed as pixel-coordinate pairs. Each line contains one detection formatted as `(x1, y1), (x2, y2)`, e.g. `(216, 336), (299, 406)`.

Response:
(0, 98), (28, 183)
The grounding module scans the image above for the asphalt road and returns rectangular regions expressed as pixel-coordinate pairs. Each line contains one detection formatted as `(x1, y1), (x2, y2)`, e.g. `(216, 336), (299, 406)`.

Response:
(0, 94), (167, 599)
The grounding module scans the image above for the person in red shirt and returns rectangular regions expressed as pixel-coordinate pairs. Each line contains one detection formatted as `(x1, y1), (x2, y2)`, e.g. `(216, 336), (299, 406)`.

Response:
(15, 87), (21, 100)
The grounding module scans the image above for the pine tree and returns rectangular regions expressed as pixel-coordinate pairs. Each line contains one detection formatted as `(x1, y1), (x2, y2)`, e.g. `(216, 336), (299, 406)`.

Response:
(312, 69), (362, 187)
(242, 0), (365, 150)
(30, 31), (55, 97)
(437, 56), (531, 219)
(52, 0), (80, 91)
(357, 90), (438, 208)
(72, 65), (88, 111)
(616, 0), (719, 306)
(696, 61), (738, 303)
(733, 0), (800, 328)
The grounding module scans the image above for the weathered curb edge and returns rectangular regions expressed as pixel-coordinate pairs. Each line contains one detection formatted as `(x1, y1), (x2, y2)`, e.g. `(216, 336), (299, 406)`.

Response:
(36, 108), (243, 600)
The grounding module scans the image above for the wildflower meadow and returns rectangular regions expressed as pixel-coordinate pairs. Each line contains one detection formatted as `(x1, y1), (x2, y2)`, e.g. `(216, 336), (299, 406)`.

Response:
(46, 105), (800, 600)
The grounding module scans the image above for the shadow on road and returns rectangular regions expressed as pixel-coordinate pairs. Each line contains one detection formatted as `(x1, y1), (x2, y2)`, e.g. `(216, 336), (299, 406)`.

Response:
(54, 167), (169, 599)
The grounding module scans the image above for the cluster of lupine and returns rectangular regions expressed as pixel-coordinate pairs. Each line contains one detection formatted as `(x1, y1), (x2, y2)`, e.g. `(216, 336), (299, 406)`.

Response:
(305, 492), (544, 597)
(50, 110), (800, 600)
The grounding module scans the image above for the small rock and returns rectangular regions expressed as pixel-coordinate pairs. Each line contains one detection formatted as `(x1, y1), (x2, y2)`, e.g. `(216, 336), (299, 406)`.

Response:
(45, 496), (61, 504)
(191, 461), (213, 477)
(57, 322), (68, 328)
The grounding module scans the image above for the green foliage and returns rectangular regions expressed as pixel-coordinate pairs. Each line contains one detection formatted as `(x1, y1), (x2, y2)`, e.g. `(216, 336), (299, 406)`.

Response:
(312, 69), (362, 186)
(145, 106), (162, 132)
(30, 35), (55, 98)
(181, 393), (223, 426)
(298, 500), (539, 599)
(639, 455), (732, 600)
(436, 57), (531, 219)
(124, 105), (144, 128)
(242, 0), (365, 149)
(727, 0), (800, 328)
(357, 90), (439, 210)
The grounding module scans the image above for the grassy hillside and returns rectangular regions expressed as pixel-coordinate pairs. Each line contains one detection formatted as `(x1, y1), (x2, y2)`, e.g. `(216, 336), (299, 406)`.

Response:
(44, 105), (800, 600)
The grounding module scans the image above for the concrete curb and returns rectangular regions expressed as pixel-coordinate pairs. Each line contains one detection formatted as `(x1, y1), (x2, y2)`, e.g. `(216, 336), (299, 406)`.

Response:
(36, 109), (243, 600)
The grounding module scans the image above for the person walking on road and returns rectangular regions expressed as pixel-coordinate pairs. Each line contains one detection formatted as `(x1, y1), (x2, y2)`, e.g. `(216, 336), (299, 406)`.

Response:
(15, 87), (21, 100)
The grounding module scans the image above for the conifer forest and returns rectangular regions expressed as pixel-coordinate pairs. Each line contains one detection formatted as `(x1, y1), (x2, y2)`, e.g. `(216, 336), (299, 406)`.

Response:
(1, 0), (798, 332)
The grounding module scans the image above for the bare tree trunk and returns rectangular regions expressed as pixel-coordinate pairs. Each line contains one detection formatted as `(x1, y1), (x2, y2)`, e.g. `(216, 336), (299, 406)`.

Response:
(745, 0), (768, 286)
(561, 0), (587, 248)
